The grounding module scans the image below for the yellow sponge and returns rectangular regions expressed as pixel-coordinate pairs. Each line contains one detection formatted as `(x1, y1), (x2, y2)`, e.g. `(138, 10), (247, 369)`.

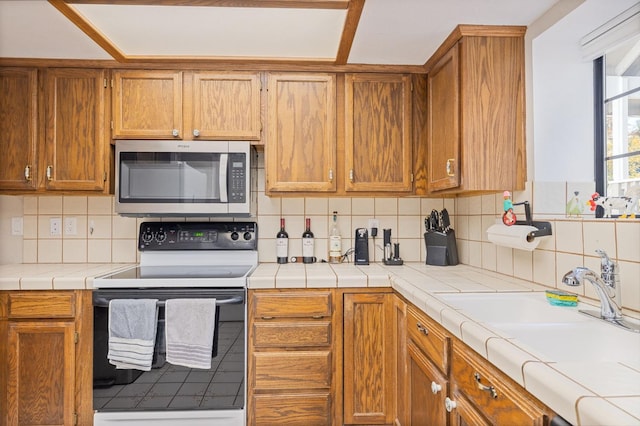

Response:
(545, 290), (578, 306)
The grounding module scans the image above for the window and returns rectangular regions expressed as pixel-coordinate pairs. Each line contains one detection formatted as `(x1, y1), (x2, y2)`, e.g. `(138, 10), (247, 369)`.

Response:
(594, 38), (640, 216)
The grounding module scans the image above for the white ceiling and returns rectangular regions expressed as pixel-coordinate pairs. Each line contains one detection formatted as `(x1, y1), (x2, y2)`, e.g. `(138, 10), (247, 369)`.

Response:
(0, 0), (563, 65)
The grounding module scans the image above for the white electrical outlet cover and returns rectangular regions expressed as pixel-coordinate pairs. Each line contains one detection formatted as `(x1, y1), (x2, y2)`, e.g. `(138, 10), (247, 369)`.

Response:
(11, 217), (23, 236)
(50, 217), (62, 236)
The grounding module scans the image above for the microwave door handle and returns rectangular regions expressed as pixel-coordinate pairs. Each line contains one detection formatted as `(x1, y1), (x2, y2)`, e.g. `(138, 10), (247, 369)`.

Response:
(219, 153), (228, 203)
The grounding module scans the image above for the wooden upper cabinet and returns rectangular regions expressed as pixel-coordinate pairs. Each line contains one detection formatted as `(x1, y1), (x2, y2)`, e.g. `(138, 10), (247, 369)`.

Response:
(265, 73), (337, 193)
(43, 68), (107, 191)
(344, 73), (413, 192)
(427, 26), (526, 194)
(112, 70), (182, 139)
(427, 45), (460, 191)
(0, 67), (38, 191)
(112, 70), (261, 140)
(188, 72), (261, 140)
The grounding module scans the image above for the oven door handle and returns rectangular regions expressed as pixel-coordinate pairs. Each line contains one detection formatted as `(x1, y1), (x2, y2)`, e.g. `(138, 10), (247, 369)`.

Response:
(93, 295), (244, 308)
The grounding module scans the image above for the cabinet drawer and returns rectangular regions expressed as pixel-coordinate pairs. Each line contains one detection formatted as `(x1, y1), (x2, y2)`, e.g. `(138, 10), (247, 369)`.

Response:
(407, 306), (449, 373)
(452, 340), (549, 425)
(253, 393), (331, 426)
(7, 292), (76, 319)
(253, 351), (332, 390)
(252, 291), (332, 318)
(253, 321), (331, 348)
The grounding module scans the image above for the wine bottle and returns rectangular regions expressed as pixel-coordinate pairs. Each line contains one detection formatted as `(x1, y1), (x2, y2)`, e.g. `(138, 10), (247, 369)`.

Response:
(329, 211), (342, 263)
(302, 217), (315, 264)
(276, 218), (288, 264)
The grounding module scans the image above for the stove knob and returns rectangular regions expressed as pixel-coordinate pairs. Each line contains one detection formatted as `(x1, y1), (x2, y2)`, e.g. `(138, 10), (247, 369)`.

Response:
(230, 231), (239, 241)
(243, 232), (252, 241)
(141, 230), (154, 243)
(156, 230), (167, 243)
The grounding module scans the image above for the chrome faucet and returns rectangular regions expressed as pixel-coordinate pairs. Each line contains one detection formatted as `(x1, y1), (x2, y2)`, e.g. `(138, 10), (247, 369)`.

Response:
(562, 249), (639, 333)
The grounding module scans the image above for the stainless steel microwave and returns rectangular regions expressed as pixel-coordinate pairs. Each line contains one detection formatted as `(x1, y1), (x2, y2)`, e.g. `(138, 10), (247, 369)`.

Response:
(115, 140), (252, 217)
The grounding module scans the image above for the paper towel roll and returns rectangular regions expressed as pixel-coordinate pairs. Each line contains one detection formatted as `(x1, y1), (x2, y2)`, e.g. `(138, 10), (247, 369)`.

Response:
(487, 224), (541, 251)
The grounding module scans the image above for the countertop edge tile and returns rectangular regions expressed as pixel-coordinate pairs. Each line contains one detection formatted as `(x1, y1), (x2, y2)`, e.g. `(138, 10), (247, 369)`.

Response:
(577, 396), (640, 426)
(522, 361), (595, 426)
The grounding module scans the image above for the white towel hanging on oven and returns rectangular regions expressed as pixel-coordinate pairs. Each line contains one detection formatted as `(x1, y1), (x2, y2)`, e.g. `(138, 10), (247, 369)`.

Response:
(108, 299), (158, 371)
(165, 298), (217, 369)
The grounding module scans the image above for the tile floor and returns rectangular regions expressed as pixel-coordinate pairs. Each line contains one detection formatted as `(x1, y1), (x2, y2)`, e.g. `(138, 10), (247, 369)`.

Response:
(94, 320), (245, 411)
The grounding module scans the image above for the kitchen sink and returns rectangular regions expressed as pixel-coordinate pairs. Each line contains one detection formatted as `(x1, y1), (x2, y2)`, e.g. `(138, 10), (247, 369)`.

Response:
(436, 292), (640, 367)
(436, 292), (589, 324)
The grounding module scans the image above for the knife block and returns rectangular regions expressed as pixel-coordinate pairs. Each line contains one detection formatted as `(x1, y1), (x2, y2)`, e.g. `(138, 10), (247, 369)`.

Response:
(424, 231), (459, 266)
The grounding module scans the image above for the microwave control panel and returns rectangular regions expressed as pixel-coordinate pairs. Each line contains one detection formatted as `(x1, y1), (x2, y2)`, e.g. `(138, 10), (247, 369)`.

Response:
(228, 153), (246, 203)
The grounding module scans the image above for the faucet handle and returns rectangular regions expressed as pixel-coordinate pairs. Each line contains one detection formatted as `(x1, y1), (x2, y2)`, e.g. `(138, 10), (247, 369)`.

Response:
(595, 249), (617, 276)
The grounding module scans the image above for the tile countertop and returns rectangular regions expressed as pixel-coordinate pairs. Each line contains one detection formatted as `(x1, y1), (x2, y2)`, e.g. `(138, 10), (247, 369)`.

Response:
(0, 263), (134, 290)
(249, 262), (640, 426)
(1, 261), (638, 425)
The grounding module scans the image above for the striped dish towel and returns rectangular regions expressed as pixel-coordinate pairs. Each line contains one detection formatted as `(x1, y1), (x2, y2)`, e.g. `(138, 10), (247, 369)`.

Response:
(165, 299), (216, 369)
(108, 299), (158, 371)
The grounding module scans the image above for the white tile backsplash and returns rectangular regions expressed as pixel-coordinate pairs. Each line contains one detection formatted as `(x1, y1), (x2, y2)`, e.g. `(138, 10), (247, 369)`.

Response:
(2, 169), (639, 316)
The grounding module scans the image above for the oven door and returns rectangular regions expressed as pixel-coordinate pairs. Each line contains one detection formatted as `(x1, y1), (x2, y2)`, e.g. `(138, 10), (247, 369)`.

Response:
(92, 288), (246, 425)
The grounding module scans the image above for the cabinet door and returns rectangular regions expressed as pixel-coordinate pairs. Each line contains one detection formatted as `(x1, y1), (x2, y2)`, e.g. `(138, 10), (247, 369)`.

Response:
(112, 70), (182, 139)
(344, 73), (413, 192)
(6, 321), (76, 426)
(189, 72), (261, 140)
(265, 73), (336, 193)
(343, 292), (395, 425)
(451, 340), (551, 425)
(427, 44), (460, 191)
(408, 340), (449, 426)
(395, 296), (409, 426)
(44, 68), (107, 191)
(0, 68), (38, 190)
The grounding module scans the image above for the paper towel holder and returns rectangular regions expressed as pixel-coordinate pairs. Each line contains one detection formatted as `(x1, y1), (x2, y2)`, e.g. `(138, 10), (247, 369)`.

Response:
(512, 201), (552, 239)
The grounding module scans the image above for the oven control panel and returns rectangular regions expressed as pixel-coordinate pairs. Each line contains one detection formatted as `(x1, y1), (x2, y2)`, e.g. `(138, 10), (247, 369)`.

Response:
(138, 221), (257, 251)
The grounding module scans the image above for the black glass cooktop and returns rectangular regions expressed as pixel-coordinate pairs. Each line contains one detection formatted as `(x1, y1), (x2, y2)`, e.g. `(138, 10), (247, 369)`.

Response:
(103, 265), (253, 280)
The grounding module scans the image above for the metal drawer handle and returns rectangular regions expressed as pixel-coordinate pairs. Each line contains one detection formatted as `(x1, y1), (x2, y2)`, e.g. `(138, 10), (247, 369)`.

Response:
(24, 165), (32, 181)
(446, 158), (455, 176)
(416, 322), (429, 336)
(431, 381), (442, 394)
(93, 295), (243, 308)
(444, 397), (457, 412)
(46, 165), (53, 181)
(474, 372), (498, 399)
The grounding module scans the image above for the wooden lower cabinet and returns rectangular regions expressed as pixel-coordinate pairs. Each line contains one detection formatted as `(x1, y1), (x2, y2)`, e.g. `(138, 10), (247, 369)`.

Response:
(248, 289), (336, 426)
(399, 297), (558, 426)
(343, 291), (395, 425)
(448, 339), (552, 426)
(0, 290), (92, 426)
(408, 340), (449, 426)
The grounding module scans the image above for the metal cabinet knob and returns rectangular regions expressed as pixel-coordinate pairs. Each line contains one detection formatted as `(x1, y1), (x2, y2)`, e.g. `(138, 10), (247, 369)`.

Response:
(329, 169), (334, 182)
(46, 165), (53, 181)
(349, 169), (354, 182)
(24, 165), (32, 182)
(172, 129), (179, 137)
(193, 129), (200, 137)
(431, 381), (442, 394)
(444, 397), (457, 413)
